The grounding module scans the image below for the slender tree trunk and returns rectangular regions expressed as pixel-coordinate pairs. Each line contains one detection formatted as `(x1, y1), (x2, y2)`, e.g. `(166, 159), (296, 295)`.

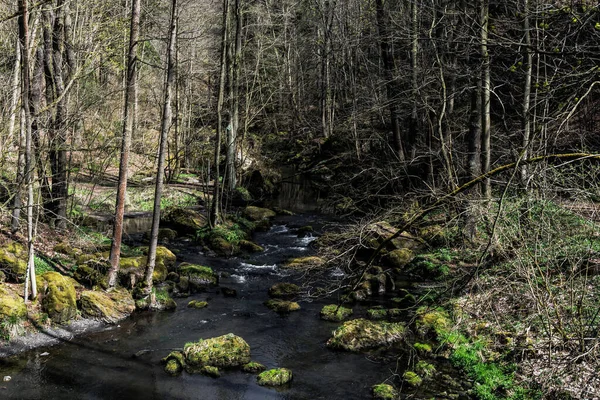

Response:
(520, 0), (532, 187)
(226, 0), (241, 191)
(375, 0), (403, 160)
(6, 40), (21, 162)
(210, 0), (230, 228)
(144, 0), (177, 297)
(481, 0), (491, 198)
(19, 0), (37, 301)
(107, 0), (141, 288)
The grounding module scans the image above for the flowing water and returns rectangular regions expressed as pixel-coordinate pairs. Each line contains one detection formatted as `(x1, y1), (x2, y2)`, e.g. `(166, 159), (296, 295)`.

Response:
(0, 215), (418, 400)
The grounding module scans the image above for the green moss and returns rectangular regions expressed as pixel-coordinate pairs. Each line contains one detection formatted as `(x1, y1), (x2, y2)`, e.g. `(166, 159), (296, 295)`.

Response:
(386, 248), (414, 268)
(162, 351), (185, 375)
(188, 300), (208, 309)
(264, 299), (301, 313)
(403, 371), (422, 387)
(268, 283), (300, 298)
(372, 383), (397, 399)
(327, 319), (405, 352)
(165, 359), (182, 376)
(320, 304), (353, 322)
(235, 187), (252, 201)
(200, 365), (221, 377)
(413, 342), (433, 353)
(243, 206), (276, 221)
(257, 368), (293, 386)
(162, 208), (207, 234)
(73, 265), (107, 289)
(0, 285), (27, 320)
(183, 333), (251, 369)
(79, 289), (135, 323)
(415, 361), (436, 378)
(367, 308), (388, 320)
(283, 256), (324, 269)
(0, 242), (27, 282)
(238, 240), (264, 253)
(242, 361), (266, 373)
(416, 307), (451, 337)
(178, 263), (218, 289)
(40, 272), (78, 324)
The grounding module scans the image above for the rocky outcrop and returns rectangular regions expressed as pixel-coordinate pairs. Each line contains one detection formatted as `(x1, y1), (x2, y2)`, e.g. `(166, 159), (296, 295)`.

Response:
(78, 289), (135, 323)
(39, 272), (80, 324)
(327, 319), (405, 352)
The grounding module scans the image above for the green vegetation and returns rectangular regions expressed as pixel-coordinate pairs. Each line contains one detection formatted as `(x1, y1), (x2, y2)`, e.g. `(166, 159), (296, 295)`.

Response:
(256, 368), (293, 386)
(242, 361), (266, 373)
(402, 371), (422, 387)
(327, 319), (405, 352)
(183, 333), (251, 369)
(319, 304), (353, 322)
(372, 383), (397, 400)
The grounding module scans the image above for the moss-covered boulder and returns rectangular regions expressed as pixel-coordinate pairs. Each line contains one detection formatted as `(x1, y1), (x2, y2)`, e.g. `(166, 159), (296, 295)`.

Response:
(320, 304), (353, 322)
(386, 248), (414, 268)
(242, 361), (266, 373)
(39, 272), (79, 324)
(209, 237), (236, 256)
(117, 246), (175, 287)
(162, 351), (185, 376)
(283, 256), (324, 270)
(136, 288), (177, 311)
(0, 284), (27, 320)
(0, 241), (28, 282)
(327, 319), (405, 352)
(264, 299), (300, 313)
(143, 228), (178, 243)
(183, 333), (251, 369)
(268, 283), (300, 298)
(188, 300), (208, 309)
(257, 368), (293, 386)
(73, 265), (107, 289)
(53, 242), (82, 258)
(239, 240), (264, 253)
(178, 263), (217, 291)
(162, 208), (207, 235)
(243, 206), (276, 222)
(372, 384), (397, 400)
(78, 289), (135, 323)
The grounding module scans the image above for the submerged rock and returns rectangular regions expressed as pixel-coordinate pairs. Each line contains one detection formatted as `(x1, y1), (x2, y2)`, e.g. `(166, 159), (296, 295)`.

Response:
(372, 383), (397, 399)
(268, 283), (300, 298)
(320, 304), (353, 322)
(184, 333), (251, 369)
(238, 240), (264, 253)
(264, 299), (300, 313)
(78, 289), (135, 323)
(242, 361), (266, 373)
(162, 351), (185, 376)
(243, 206), (276, 222)
(257, 368), (293, 386)
(0, 242), (27, 282)
(327, 319), (405, 352)
(187, 300), (208, 309)
(39, 272), (79, 324)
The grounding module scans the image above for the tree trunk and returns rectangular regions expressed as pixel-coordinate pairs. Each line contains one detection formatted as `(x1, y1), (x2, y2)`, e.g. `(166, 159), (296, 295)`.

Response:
(226, 0), (241, 191)
(520, 0), (532, 187)
(144, 0), (177, 296)
(107, 0), (141, 288)
(481, 0), (491, 198)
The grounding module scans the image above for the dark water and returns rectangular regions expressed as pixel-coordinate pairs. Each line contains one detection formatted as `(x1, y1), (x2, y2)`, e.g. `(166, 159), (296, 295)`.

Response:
(0, 215), (411, 400)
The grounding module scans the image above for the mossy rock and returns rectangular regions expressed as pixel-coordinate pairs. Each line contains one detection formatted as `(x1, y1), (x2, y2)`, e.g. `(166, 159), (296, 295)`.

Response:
(283, 256), (324, 270)
(238, 240), (264, 253)
(0, 284), (27, 320)
(162, 351), (185, 376)
(200, 365), (220, 378)
(166, 271), (180, 283)
(117, 246), (175, 286)
(242, 361), (266, 373)
(372, 383), (397, 399)
(162, 208), (207, 235)
(53, 242), (82, 257)
(188, 300), (208, 309)
(39, 272), (79, 324)
(264, 299), (300, 313)
(296, 226), (313, 237)
(0, 271), (5, 283)
(419, 225), (447, 246)
(209, 237), (237, 257)
(176, 276), (190, 293)
(273, 208), (294, 216)
(416, 308), (451, 338)
(183, 333), (251, 369)
(73, 265), (107, 289)
(415, 360), (436, 378)
(327, 318), (405, 352)
(268, 283), (300, 298)
(257, 368), (293, 386)
(178, 263), (217, 291)
(78, 289), (135, 323)
(320, 304), (353, 322)
(0, 241), (28, 282)
(386, 248), (414, 269)
(243, 206), (276, 222)
(367, 308), (388, 321)
(403, 370), (422, 387)
(143, 228), (178, 243)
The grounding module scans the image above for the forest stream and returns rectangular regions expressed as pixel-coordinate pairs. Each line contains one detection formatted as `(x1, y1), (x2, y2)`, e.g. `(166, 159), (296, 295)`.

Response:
(0, 212), (465, 400)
